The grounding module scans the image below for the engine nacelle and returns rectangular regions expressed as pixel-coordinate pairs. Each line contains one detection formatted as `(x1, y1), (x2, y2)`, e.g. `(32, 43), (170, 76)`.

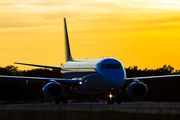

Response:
(126, 80), (148, 100)
(42, 81), (64, 100)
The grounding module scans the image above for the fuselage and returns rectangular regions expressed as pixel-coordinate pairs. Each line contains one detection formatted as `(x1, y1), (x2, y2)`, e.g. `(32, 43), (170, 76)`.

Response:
(62, 58), (126, 92)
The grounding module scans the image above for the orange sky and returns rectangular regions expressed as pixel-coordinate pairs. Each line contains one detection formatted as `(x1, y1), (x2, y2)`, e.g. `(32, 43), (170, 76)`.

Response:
(1, 0), (180, 70)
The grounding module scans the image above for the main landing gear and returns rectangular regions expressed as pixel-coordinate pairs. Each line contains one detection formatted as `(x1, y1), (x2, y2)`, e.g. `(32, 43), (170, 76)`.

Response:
(55, 94), (67, 105)
(116, 92), (122, 104)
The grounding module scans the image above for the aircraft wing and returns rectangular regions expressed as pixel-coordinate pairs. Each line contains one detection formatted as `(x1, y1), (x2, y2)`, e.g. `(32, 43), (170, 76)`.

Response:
(0, 75), (82, 85)
(14, 62), (61, 70)
(126, 74), (180, 81)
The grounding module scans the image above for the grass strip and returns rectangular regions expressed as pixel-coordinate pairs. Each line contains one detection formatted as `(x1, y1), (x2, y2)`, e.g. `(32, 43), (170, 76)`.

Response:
(0, 109), (180, 120)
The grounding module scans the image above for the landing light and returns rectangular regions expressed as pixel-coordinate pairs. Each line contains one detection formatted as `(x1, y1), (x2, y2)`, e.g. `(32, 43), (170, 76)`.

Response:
(109, 94), (113, 98)
(79, 82), (82, 85)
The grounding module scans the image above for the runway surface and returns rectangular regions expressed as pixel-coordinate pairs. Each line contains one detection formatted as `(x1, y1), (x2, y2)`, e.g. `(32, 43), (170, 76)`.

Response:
(1, 102), (180, 114)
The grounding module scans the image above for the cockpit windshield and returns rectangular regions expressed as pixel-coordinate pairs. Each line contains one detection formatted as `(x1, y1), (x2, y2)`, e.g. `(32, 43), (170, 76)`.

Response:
(100, 64), (105, 69)
(101, 64), (122, 69)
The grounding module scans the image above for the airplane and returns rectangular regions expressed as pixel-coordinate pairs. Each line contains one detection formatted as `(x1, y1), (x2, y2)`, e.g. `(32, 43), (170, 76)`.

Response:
(1, 18), (180, 104)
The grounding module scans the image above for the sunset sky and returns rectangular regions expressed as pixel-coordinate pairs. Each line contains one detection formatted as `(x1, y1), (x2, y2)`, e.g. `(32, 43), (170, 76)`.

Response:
(1, 0), (180, 70)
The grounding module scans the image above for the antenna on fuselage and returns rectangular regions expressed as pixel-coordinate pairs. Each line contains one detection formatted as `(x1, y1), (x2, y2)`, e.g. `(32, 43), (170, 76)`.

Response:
(64, 18), (73, 62)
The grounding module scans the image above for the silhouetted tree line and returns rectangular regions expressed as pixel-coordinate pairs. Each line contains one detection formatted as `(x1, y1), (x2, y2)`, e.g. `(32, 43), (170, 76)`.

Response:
(0, 64), (180, 102)
(123, 65), (180, 102)
(126, 65), (176, 77)
(0, 65), (62, 101)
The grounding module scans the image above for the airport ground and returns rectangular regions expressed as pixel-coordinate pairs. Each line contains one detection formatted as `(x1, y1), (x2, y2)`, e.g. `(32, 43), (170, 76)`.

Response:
(1, 101), (180, 114)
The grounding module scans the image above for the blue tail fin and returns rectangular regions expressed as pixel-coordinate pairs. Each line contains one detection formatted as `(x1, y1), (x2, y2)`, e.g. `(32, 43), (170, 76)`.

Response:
(64, 18), (73, 61)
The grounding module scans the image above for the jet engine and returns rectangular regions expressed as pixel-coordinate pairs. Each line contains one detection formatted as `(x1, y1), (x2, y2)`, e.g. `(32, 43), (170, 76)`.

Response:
(126, 80), (148, 100)
(42, 81), (64, 100)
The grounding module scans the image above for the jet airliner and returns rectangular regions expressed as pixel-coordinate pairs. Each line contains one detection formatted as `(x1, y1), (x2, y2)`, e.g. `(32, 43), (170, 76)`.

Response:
(1, 18), (180, 104)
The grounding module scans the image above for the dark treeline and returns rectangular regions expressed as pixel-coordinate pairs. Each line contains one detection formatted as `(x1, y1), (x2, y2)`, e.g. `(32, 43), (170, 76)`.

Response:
(0, 65), (62, 101)
(124, 65), (180, 102)
(126, 64), (178, 77)
(0, 64), (180, 102)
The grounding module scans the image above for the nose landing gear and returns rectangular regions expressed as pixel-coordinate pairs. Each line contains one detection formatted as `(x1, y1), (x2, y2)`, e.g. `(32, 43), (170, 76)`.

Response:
(107, 93), (114, 104)
(107, 90), (121, 104)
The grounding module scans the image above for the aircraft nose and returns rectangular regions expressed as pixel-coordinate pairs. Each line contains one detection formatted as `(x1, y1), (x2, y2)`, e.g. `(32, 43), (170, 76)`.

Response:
(105, 70), (125, 89)
(110, 77), (125, 89)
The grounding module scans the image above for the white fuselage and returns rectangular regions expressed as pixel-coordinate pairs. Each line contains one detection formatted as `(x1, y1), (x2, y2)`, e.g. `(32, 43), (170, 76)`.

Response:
(62, 58), (126, 92)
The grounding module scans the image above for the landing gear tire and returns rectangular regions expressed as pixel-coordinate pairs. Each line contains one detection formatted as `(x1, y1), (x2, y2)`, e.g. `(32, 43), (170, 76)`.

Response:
(116, 89), (122, 104)
(116, 95), (121, 104)
(63, 94), (67, 104)
(55, 99), (60, 105)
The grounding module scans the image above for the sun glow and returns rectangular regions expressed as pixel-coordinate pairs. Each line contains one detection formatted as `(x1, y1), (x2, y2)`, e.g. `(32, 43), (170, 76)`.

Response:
(1, 0), (180, 70)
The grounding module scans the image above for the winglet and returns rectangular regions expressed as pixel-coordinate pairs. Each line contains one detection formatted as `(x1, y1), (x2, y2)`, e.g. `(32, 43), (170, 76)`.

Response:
(64, 18), (73, 61)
